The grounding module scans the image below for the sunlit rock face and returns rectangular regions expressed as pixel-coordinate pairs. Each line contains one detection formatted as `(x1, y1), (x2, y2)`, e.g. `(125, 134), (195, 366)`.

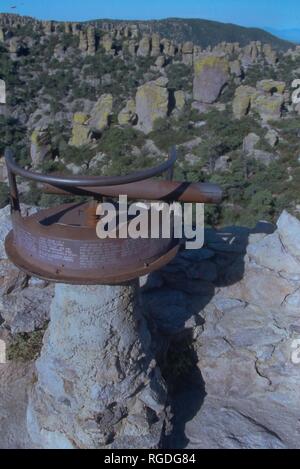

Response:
(135, 77), (169, 134)
(27, 282), (167, 449)
(193, 55), (230, 104)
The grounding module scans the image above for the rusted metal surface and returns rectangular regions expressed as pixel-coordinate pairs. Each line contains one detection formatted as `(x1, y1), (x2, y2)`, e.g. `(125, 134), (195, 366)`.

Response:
(4, 147), (222, 285)
(42, 180), (222, 204)
(5, 203), (180, 284)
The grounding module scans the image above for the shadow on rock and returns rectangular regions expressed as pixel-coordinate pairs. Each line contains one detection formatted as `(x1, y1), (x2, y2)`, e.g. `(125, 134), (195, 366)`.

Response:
(141, 220), (275, 448)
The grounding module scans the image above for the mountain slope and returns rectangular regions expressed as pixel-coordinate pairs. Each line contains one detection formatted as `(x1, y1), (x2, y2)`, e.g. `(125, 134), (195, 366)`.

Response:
(0, 13), (293, 50)
(90, 17), (293, 50)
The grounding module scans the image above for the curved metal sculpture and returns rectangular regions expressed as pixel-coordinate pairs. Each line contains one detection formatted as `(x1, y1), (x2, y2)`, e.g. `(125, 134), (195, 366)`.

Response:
(4, 147), (222, 285)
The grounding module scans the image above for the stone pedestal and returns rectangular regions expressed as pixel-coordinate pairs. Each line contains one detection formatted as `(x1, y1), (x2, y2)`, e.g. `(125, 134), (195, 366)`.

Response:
(27, 282), (166, 449)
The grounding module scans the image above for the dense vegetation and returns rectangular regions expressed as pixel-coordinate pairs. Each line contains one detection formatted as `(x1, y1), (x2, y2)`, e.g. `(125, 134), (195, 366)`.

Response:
(1, 17), (300, 229)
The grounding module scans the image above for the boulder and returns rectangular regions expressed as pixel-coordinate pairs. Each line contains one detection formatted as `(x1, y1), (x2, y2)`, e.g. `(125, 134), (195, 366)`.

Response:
(70, 112), (91, 147)
(162, 39), (175, 57)
(0, 263), (53, 334)
(252, 93), (284, 122)
(135, 77), (169, 134)
(87, 26), (96, 55)
(137, 35), (150, 57)
(151, 33), (161, 57)
(118, 99), (137, 125)
(214, 154), (231, 172)
(88, 94), (113, 132)
(101, 34), (113, 53)
(43, 21), (54, 35)
(27, 283), (166, 449)
(263, 44), (278, 65)
(8, 37), (19, 58)
(256, 80), (286, 95)
(30, 128), (52, 167)
(155, 56), (166, 69)
(193, 45), (202, 60)
(265, 129), (279, 147)
(174, 90), (186, 111)
(128, 40), (137, 56)
(232, 85), (256, 119)
(239, 42), (259, 68)
(182, 42), (193, 65)
(242, 133), (260, 153)
(193, 55), (230, 104)
(249, 149), (278, 166)
(230, 59), (243, 78)
(79, 31), (88, 52)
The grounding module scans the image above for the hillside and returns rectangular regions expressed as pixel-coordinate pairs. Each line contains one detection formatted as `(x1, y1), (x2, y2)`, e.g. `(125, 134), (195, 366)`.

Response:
(0, 13), (293, 49)
(93, 18), (294, 50)
(0, 13), (300, 228)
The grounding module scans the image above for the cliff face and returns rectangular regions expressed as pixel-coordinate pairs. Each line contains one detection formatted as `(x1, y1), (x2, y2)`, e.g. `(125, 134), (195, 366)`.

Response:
(141, 211), (300, 449)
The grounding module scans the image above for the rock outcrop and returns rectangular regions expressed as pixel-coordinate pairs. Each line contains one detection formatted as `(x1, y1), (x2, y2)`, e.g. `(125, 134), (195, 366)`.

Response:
(0, 79), (5, 104)
(193, 55), (230, 104)
(70, 112), (91, 147)
(182, 42), (194, 65)
(232, 85), (256, 119)
(136, 77), (169, 134)
(137, 35), (151, 57)
(0, 205), (53, 336)
(30, 128), (52, 167)
(118, 99), (137, 125)
(151, 33), (161, 57)
(101, 33), (113, 53)
(233, 79), (286, 121)
(252, 93), (284, 122)
(141, 211), (300, 449)
(27, 282), (166, 449)
(88, 94), (113, 132)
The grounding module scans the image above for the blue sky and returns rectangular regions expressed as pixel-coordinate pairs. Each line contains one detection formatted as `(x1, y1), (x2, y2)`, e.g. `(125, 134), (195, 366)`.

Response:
(0, 0), (299, 30)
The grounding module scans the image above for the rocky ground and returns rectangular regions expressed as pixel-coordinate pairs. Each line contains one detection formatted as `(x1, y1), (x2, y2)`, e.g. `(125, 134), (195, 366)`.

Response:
(1, 205), (300, 448)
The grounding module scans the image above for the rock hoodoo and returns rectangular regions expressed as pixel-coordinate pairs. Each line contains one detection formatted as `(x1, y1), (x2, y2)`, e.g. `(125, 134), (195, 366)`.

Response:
(27, 283), (166, 449)
(193, 55), (230, 104)
(135, 77), (170, 134)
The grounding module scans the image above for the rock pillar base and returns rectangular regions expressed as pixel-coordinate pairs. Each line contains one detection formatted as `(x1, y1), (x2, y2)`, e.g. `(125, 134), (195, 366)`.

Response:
(27, 282), (166, 449)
